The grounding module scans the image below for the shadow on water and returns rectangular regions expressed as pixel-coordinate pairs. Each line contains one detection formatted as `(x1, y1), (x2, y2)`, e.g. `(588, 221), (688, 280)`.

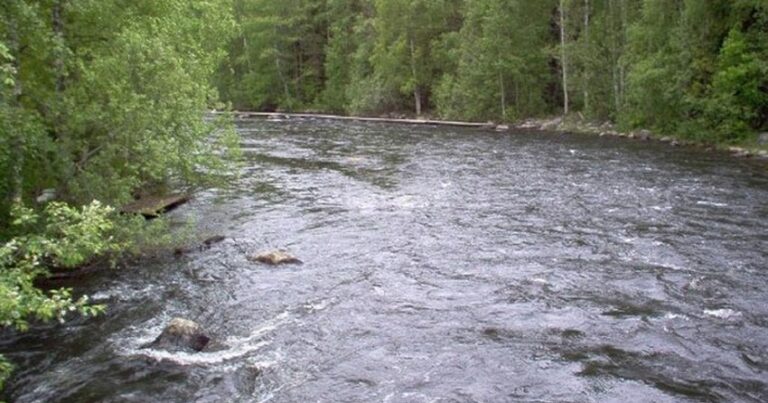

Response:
(3, 117), (768, 402)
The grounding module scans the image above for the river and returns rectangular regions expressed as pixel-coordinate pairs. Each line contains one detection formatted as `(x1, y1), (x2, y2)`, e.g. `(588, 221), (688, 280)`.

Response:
(3, 118), (768, 402)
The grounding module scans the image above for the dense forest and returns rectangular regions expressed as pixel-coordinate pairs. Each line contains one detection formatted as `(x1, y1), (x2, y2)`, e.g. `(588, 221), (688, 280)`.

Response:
(217, 0), (767, 143)
(0, 0), (766, 391)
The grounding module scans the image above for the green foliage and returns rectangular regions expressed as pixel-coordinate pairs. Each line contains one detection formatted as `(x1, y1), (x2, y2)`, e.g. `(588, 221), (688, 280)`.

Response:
(0, 0), (238, 219)
(0, 1), (239, 392)
(0, 201), (115, 331)
(435, 0), (554, 121)
(700, 28), (767, 142)
(215, 0), (764, 142)
(0, 355), (10, 393)
(622, 0), (767, 141)
(321, 0), (372, 112)
(0, 201), (117, 393)
(216, 0), (329, 111)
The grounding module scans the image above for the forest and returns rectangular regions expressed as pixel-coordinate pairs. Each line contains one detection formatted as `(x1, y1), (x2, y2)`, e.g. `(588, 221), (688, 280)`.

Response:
(0, 0), (766, 392)
(217, 0), (767, 143)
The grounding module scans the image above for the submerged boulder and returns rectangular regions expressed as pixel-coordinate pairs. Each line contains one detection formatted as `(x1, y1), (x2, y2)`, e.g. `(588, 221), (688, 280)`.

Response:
(147, 318), (211, 352)
(173, 235), (227, 258)
(247, 251), (302, 265)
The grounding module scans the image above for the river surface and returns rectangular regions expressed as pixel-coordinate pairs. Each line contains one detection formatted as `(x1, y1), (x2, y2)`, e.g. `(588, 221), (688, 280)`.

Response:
(3, 118), (768, 402)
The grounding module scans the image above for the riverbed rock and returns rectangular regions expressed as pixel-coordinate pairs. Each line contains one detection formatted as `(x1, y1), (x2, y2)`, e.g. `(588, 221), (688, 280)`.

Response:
(247, 251), (302, 265)
(173, 235), (227, 258)
(636, 130), (652, 141)
(495, 124), (510, 132)
(203, 235), (227, 247)
(235, 364), (264, 395)
(541, 117), (562, 131)
(147, 318), (211, 352)
(517, 120), (539, 129)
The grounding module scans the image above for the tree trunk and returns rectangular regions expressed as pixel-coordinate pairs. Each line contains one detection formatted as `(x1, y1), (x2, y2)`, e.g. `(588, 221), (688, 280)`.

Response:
(409, 38), (421, 116)
(559, 0), (570, 116)
(274, 44), (291, 105)
(51, 0), (66, 147)
(619, 0), (627, 109)
(583, 0), (590, 115)
(243, 36), (251, 70)
(53, 1), (65, 95)
(296, 41), (303, 102)
(608, 0), (620, 115)
(499, 71), (506, 120)
(9, 17), (24, 205)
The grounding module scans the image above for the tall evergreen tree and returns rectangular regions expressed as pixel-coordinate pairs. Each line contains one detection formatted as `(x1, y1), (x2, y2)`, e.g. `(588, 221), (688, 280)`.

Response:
(436, 0), (554, 121)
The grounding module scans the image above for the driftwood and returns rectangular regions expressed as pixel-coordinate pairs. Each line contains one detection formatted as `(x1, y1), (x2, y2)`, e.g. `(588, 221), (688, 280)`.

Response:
(121, 194), (190, 218)
(224, 111), (498, 129)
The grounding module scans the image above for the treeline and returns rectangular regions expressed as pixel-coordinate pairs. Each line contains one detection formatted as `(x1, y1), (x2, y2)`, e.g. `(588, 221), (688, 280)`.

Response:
(217, 0), (768, 143)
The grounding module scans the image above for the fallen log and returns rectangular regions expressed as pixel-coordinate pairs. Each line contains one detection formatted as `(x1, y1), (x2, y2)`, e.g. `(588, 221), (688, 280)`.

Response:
(121, 194), (190, 218)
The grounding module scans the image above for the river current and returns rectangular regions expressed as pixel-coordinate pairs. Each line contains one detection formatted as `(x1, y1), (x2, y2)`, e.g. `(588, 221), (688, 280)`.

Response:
(3, 118), (768, 402)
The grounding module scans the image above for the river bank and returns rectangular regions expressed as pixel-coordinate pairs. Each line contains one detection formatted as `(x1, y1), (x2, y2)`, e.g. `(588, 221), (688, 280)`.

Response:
(515, 116), (768, 161)
(219, 111), (768, 162)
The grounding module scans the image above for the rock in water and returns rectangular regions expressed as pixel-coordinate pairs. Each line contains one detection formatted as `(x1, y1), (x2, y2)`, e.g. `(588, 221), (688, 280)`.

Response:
(35, 188), (56, 204)
(202, 235), (226, 247)
(147, 318), (211, 352)
(247, 251), (302, 265)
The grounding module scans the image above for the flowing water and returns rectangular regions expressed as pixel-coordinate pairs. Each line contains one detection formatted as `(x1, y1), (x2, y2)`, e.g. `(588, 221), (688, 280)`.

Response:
(3, 118), (768, 402)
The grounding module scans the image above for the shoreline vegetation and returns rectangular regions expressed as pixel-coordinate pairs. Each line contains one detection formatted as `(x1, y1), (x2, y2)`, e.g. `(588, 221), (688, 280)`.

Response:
(0, 1), (238, 391)
(222, 110), (768, 161)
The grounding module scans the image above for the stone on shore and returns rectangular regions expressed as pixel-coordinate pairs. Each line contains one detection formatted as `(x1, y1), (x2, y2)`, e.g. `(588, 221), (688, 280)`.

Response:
(728, 146), (751, 158)
(541, 117), (562, 131)
(635, 130), (652, 141)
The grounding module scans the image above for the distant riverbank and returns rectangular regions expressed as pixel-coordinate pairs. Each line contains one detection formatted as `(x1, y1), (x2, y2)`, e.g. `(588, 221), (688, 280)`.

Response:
(216, 111), (768, 162)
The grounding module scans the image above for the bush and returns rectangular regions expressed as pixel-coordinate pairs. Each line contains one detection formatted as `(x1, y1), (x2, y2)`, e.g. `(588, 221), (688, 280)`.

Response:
(0, 201), (118, 392)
